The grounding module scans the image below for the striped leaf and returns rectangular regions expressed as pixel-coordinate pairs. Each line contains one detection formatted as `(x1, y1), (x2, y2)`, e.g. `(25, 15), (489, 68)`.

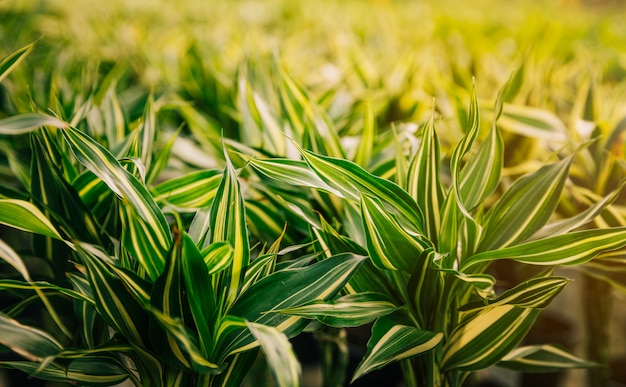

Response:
(0, 41), (34, 83)
(499, 104), (568, 142)
(209, 150), (250, 310)
(0, 357), (130, 386)
(247, 157), (339, 195)
(408, 114), (444, 242)
(354, 99), (376, 168)
(582, 255), (626, 294)
(217, 253), (366, 359)
(149, 227), (196, 370)
(276, 292), (397, 328)
(478, 156), (573, 251)
(352, 310), (443, 382)
(153, 169), (221, 210)
(61, 126), (170, 280)
(458, 85), (505, 211)
(464, 227), (626, 268)
(0, 238), (30, 280)
(246, 322), (301, 387)
(360, 194), (430, 272)
(442, 305), (539, 371)
(0, 113), (69, 135)
(202, 242), (234, 275)
(74, 243), (151, 347)
(178, 231), (218, 357)
(408, 248), (445, 329)
(0, 199), (63, 240)
(499, 344), (597, 372)
(0, 313), (63, 361)
(299, 148), (424, 234)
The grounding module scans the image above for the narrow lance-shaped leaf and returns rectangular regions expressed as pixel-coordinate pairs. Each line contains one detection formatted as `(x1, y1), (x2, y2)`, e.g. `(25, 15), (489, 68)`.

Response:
(352, 310), (443, 382)
(499, 344), (597, 373)
(61, 126), (170, 280)
(180, 232), (217, 356)
(0, 356), (132, 387)
(464, 227), (626, 269)
(354, 99), (376, 168)
(153, 169), (222, 210)
(0, 41), (35, 83)
(408, 114), (444, 243)
(478, 156), (573, 252)
(0, 199), (63, 240)
(442, 305), (539, 372)
(0, 313), (63, 361)
(0, 113), (69, 135)
(360, 194), (430, 272)
(299, 146), (424, 234)
(276, 292), (397, 328)
(216, 254), (366, 360)
(209, 149), (250, 311)
(74, 243), (150, 347)
(247, 322), (301, 387)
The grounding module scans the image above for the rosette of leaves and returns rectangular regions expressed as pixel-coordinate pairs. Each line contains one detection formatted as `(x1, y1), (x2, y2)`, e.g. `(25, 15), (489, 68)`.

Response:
(245, 79), (626, 386)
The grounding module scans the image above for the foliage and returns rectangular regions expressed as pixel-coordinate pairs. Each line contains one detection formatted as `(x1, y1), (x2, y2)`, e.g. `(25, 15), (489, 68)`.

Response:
(1, 0), (626, 386)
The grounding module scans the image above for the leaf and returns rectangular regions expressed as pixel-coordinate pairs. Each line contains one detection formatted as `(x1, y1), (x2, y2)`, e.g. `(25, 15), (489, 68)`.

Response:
(352, 310), (443, 382)
(0, 113), (69, 135)
(478, 156), (573, 251)
(354, 99), (376, 168)
(0, 199), (63, 240)
(247, 322), (301, 387)
(276, 292), (397, 328)
(407, 114), (444, 242)
(180, 232), (217, 357)
(0, 41), (35, 83)
(0, 357), (130, 386)
(209, 149), (250, 310)
(499, 103), (568, 142)
(499, 344), (597, 373)
(298, 147), (424, 234)
(0, 238), (30, 280)
(202, 241), (235, 275)
(74, 243), (151, 347)
(0, 313), (63, 361)
(61, 126), (170, 280)
(153, 169), (222, 210)
(360, 194), (430, 272)
(217, 253), (366, 359)
(464, 227), (626, 268)
(441, 305), (539, 372)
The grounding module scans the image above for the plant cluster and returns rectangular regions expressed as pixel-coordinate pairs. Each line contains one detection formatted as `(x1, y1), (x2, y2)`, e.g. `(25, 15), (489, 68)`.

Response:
(1, 1), (626, 386)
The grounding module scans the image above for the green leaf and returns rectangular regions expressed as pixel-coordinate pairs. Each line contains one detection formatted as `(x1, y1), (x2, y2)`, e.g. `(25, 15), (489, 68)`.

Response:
(298, 147), (424, 234)
(0, 238), (30, 280)
(153, 169), (222, 210)
(0, 41), (35, 83)
(354, 99), (376, 168)
(61, 126), (170, 280)
(442, 305), (539, 372)
(0, 357), (130, 387)
(218, 253), (366, 359)
(179, 231), (217, 357)
(0, 313), (63, 361)
(74, 243), (150, 347)
(0, 199), (63, 240)
(478, 156), (573, 251)
(209, 150), (250, 310)
(276, 292), (397, 328)
(464, 227), (626, 268)
(499, 104), (568, 142)
(499, 344), (597, 373)
(352, 310), (443, 382)
(407, 114), (444, 242)
(247, 322), (301, 387)
(360, 194), (430, 272)
(0, 113), (69, 135)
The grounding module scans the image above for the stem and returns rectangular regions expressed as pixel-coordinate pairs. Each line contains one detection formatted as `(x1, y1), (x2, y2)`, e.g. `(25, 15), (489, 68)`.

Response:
(583, 274), (611, 387)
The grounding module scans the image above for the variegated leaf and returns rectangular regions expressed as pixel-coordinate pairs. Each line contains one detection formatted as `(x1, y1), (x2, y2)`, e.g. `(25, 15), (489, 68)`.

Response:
(360, 194), (430, 272)
(352, 310), (443, 382)
(247, 322), (301, 387)
(499, 344), (597, 372)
